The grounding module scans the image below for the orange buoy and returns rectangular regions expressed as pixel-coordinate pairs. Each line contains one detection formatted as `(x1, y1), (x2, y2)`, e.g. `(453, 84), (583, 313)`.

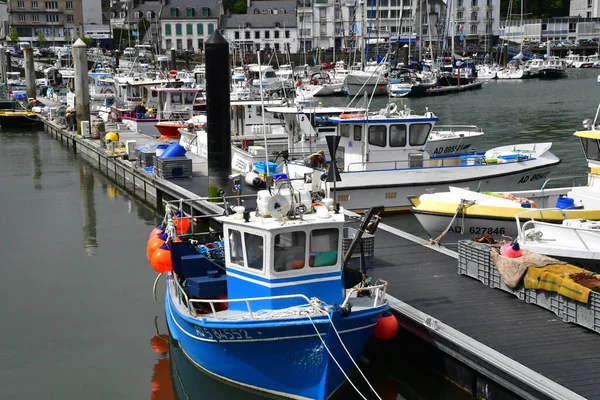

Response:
(150, 334), (170, 354)
(151, 242), (173, 273)
(372, 311), (398, 340)
(148, 225), (164, 241)
(147, 231), (167, 262)
(172, 210), (191, 234)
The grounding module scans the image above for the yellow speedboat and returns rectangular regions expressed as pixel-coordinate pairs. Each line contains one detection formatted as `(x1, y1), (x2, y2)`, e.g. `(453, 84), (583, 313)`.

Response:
(408, 128), (600, 243)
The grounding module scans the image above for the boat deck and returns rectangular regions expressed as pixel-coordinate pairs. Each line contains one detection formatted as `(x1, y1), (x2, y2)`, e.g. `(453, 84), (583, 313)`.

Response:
(365, 223), (600, 399)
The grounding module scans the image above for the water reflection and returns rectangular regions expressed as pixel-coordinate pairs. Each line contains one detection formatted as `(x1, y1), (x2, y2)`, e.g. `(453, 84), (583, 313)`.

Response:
(31, 133), (42, 189)
(79, 160), (98, 256)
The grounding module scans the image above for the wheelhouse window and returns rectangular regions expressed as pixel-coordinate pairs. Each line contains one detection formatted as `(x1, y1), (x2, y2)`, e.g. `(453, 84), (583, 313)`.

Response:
(274, 231), (306, 272)
(244, 232), (264, 270)
(409, 123), (432, 146)
(339, 124), (350, 138)
(310, 228), (339, 268)
(229, 229), (245, 266)
(354, 125), (362, 141)
(581, 138), (600, 161)
(389, 124), (407, 147)
(368, 125), (386, 147)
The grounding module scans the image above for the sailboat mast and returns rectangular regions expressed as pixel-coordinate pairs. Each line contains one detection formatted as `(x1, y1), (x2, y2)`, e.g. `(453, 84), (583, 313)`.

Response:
(419, 0), (422, 61)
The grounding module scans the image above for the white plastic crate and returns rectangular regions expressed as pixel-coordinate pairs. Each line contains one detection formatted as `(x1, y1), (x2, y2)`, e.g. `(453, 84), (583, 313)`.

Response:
(562, 291), (600, 333)
(457, 240), (493, 286)
(489, 260), (526, 300)
(524, 288), (564, 318)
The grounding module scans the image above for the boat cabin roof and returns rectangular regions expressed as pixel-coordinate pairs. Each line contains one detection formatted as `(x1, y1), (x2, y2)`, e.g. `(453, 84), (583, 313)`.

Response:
(152, 87), (201, 93)
(266, 106), (365, 115)
(326, 113), (439, 125)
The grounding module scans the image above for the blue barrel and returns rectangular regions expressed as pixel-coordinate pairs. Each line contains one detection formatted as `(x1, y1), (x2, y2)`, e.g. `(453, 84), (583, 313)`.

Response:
(521, 201), (531, 208)
(556, 196), (575, 209)
(159, 142), (186, 158)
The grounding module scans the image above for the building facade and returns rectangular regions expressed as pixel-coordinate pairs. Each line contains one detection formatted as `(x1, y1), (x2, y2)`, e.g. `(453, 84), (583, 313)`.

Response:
(221, 13), (298, 54)
(500, 17), (600, 44)
(7, 0), (85, 44)
(160, 0), (220, 52)
(570, 0), (600, 18)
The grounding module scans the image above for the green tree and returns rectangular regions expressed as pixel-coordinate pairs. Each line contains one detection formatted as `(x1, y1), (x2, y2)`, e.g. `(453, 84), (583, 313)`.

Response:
(101, 0), (110, 12)
(233, 0), (247, 14)
(79, 34), (94, 47)
(137, 17), (151, 41)
(8, 27), (19, 44)
(37, 30), (47, 47)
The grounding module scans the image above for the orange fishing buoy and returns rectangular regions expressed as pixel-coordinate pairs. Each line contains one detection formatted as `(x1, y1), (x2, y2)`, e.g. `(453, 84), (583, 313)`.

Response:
(150, 334), (170, 354)
(151, 242), (173, 273)
(147, 231), (167, 262)
(372, 311), (398, 340)
(148, 225), (164, 241)
(172, 210), (191, 234)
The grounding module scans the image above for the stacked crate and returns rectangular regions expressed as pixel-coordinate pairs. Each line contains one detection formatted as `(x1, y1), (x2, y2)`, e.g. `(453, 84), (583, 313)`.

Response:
(153, 156), (193, 179)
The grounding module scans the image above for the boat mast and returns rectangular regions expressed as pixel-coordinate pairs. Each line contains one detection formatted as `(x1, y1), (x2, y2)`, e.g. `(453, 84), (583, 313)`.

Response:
(418, 0), (422, 61)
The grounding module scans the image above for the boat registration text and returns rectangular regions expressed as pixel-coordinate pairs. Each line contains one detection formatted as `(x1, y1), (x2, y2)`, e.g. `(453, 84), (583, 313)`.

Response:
(448, 226), (506, 235)
(194, 327), (253, 341)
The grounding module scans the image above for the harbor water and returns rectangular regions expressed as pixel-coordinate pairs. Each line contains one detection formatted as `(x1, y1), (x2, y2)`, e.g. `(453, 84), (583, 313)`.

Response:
(1, 70), (598, 399)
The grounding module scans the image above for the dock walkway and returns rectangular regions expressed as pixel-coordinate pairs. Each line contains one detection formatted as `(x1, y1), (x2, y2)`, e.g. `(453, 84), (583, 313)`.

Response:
(366, 222), (599, 400)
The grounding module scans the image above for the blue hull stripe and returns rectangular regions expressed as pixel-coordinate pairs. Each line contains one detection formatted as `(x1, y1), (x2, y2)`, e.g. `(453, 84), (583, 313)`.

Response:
(227, 267), (341, 285)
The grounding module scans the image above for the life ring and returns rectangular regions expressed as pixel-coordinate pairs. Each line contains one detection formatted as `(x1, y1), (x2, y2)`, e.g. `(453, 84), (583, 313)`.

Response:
(386, 103), (398, 114)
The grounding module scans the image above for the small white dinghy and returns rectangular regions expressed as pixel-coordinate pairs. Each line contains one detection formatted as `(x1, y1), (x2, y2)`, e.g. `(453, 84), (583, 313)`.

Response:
(516, 208), (600, 270)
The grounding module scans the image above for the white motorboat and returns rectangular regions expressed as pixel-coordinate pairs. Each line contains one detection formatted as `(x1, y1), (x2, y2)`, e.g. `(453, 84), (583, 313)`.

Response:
(516, 208), (600, 270)
(282, 104), (561, 213)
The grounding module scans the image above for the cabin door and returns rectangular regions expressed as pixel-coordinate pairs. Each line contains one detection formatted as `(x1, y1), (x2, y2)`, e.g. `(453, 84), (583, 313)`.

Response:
(339, 124), (364, 172)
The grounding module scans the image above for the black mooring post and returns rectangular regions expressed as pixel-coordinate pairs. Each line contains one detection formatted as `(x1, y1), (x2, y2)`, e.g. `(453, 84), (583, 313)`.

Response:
(170, 48), (177, 71)
(204, 30), (232, 201)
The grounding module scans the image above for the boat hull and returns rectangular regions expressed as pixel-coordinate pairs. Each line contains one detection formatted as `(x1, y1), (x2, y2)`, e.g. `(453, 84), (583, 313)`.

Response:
(538, 69), (567, 79)
(156, 122), (184, 140)
(165, 289), (384, 400)
(329, 161), (560, 213)
(0, 112), (42, 127)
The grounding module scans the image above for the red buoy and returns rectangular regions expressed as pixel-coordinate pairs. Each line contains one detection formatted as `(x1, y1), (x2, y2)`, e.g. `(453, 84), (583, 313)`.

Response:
(147, 231), (167, 262)
(151, 242), (173, 273)
(148, 225), (164, 241)
(372, 311), (398, 340)
(172, 211), (191, 234)
(150, 334), (170, 354)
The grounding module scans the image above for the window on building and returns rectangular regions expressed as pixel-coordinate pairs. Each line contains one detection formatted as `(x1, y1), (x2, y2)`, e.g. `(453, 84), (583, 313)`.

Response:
(165, 38), (172, 49)
(275, 43), (280, 52)
(197, 39), (203, 51)
(175, 24), (182, 35)
(32, 14), (39, 22)
(186, 7), (193, 16)
(19, 14), (26, 22)
(45, 14), (58, 22)
(45, 1), (58, 9)
(234, 31), (240, 39)
(176, 38), (182, 49)
(134, 11), (141, 19)
(588, 11), (592, 18)
(487, 0), (492, 5)
(170, 8), (177, 17)
(274, 232), (306, 272)
(66, 1), (72, 9)
(147, 11), (154, 19)
(17, 1), (25, 8)
(197, 23), (204, 35)
(67, 14), (73, 22)
(589, 0), (593, 7)
(245, 31), (250, 39)
(457, 0), (463, 6)
(186, 23), (193, 35)
(471, 0), (477, 6)
(187, 38), (193, 50)
(265, 30), (270, 38)
(309, 228), (339, 268)
(469, 24), (477, 34)
(31, 1), (38, 8)
(470, 11), (477, 21)
(255, 30), (260, 39)
(202, 7), (209, 16)
(389, 125), (407, 147)
(274, 30), (280, 38)
(285, 30), (290, 38)
(409, 124), (432, 146)
(208, 23), (214, 34)
(165, 24), (171, 35)
(368, 125), (387, 147)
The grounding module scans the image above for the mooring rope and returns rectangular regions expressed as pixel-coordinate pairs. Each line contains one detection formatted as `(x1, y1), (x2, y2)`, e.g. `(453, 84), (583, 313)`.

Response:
(427, 199), (475, 245)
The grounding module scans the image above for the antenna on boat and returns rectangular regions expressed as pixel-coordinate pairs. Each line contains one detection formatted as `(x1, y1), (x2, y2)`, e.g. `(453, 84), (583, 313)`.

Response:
(257, 48), (270, 178)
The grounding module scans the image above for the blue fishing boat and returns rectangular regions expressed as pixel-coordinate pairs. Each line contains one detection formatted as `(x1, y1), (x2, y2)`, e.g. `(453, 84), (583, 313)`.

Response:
(152, 189), (392, 399)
